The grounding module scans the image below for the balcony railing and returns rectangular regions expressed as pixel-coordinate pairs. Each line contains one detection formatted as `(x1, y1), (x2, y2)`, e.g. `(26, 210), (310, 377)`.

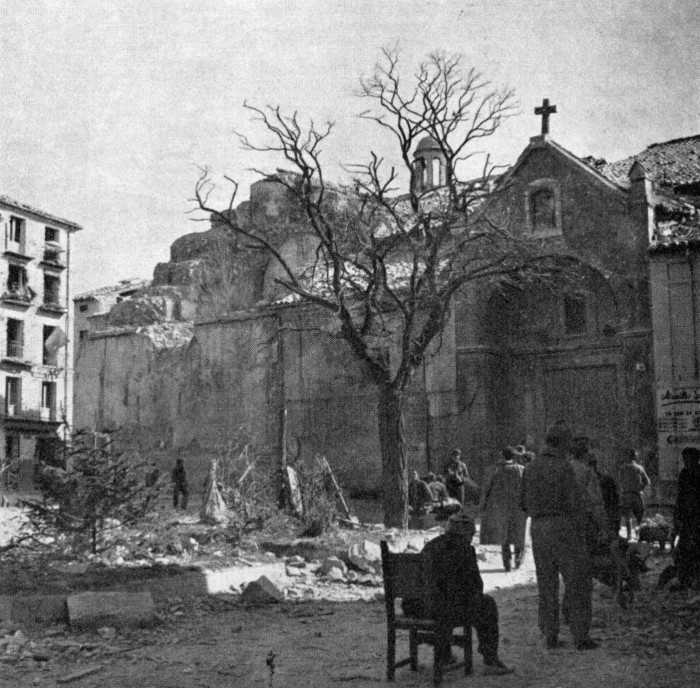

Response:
(40, 407), (57, 422)
(6, 341), (23, 359)
(42, 247), (65, 267)
(6, 403), (18, 417)
(1, 288), (33, 305)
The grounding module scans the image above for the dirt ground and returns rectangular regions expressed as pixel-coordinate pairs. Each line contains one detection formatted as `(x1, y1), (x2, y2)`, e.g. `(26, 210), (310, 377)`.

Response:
(3, 542), (700, 688)
(3, 498), (700, 688)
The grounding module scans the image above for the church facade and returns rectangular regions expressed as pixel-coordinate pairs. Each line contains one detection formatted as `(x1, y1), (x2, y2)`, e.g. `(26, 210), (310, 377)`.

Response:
(73, 120), (700, 501)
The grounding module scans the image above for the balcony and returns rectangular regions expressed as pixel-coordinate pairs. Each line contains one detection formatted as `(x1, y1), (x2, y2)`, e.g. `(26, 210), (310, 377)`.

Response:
(40, 407), (57, 422)
(40, 245), (66, 271)
(1, 288), (34, 308)
(38, 299), (67, 315)
(4, 240), (32, 263)
(5, 403), (18, 417)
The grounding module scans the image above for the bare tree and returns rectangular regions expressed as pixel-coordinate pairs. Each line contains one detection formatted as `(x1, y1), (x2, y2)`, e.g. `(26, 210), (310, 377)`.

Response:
(195, 48), (568, 527)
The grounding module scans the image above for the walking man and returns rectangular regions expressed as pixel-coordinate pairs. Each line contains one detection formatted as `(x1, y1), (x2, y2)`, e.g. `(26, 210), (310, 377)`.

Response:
(520, 423), (598, 650)
(479, 446), (527, 571)
(617, 449), (651, 540)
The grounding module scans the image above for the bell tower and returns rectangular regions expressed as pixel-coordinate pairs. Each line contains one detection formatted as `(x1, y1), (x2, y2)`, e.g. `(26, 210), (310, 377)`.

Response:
(412, 136), (446, 193)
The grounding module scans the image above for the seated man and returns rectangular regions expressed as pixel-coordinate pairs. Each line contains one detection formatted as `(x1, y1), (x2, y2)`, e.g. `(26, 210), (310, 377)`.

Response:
(423, 513), (514, 676)
(408, 470), (434, 516)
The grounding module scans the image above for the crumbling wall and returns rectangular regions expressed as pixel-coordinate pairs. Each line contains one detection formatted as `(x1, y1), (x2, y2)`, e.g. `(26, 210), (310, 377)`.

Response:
(73, 324), (192, 449)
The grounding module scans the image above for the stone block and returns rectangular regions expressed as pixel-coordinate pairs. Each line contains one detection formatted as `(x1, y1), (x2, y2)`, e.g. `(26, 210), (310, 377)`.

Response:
(67, 592), (156, 631)
(241, 576), (285, 604)
(0, 595), (68, 627)
(347, 541), (382, 573)
(318, 556), (347, 576)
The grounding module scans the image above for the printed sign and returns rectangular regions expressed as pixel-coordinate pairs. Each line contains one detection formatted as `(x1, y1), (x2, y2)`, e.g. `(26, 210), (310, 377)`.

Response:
(657, 387), (700, 480)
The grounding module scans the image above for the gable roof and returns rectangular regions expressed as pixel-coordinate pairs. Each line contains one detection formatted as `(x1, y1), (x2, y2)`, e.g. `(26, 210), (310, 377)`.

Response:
(494, 135), (627, 198)
(0, 194), (83, 231)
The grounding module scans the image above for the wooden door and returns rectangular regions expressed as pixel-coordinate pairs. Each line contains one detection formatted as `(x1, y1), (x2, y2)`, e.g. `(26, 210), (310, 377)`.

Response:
(544, 364), (620, 472)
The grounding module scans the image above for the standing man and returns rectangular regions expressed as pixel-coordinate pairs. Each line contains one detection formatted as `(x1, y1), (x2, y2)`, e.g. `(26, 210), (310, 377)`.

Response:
(444, 449), (477, 506)
(570, 437), (608, 554)
(617, 449), (651, 541)
(172, 457), (189, 510)
(479, 447), (527, 571)
(520, 423), (598, 651)
(423, 513), (514, 676)
(673, 447), (700, 589)
(408, 471), (433, 528)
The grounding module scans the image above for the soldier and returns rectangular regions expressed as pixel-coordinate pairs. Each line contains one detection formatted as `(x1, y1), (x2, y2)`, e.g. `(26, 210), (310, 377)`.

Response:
(520, 423), (598, 651)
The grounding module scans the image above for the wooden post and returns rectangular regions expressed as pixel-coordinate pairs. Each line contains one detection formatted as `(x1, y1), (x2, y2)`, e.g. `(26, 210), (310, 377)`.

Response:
(321, 456), (352, 520)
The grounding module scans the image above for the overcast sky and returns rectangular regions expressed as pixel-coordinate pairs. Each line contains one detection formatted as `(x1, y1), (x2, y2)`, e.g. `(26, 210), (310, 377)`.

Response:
(0, 0), (697, 295)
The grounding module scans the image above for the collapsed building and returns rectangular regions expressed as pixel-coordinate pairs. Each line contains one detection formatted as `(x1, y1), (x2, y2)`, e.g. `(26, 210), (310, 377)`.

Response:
(73, 129), (700, 501)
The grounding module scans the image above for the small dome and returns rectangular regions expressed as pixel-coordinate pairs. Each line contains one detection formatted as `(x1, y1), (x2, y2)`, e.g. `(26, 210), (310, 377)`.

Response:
(414, 135), (441, 156)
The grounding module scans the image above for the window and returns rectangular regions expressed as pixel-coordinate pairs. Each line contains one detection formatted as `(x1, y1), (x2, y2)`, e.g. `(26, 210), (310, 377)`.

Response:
(5, 377), (21, 415)
(43, 275), (60, 305)
(41, 381), (56, 412)
(563, 295), (587, 335)
(9, 216), (23, 243)
(6, 319), (24, 359)
(4, 435), (20, 488)
(44, 227), (59, 243)
(7, 264), (28, 296)
(79, 329), (89, 341)
(79, 303), (89, 313)
(525, 179), (561, 235)
(43, 325), (57, 365)
(531, 188), (556, 230)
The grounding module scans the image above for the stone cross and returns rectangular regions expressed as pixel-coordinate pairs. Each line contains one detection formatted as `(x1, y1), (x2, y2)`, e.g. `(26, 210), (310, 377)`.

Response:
(535, 98), (557, 135)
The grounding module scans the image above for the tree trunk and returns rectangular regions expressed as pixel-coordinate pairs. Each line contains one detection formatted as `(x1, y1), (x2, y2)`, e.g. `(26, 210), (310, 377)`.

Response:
(378, 384), (408, 528)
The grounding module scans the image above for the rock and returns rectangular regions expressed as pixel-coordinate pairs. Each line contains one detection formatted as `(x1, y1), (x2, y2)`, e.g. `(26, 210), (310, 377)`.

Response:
(240, 576), (285, 604)
(318, 557), (348, 576)
(67, 592), (156, 631)
(347, 541), (382, 573)
(285, 555), (306, 568)
(97, 627), (117, 640)
(285, 566), (306, 577)
(5, 630), (28, 655)
(326, 567), (346, 582)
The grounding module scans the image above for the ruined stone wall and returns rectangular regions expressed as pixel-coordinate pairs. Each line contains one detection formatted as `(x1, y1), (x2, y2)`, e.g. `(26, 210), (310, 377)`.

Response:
(73, 326), (189, 449)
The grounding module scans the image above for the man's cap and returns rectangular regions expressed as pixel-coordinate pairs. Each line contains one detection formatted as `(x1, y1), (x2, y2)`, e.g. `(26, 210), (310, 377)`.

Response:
(451, 448), (462, 456)
(447, 512), (475, 531)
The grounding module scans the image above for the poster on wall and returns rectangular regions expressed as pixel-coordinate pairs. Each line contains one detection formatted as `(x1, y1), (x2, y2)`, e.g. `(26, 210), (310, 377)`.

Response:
(656, 387), (700, 480)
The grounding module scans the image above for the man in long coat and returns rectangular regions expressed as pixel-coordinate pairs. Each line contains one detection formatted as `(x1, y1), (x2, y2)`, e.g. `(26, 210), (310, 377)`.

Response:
(479, 446), (527, 571)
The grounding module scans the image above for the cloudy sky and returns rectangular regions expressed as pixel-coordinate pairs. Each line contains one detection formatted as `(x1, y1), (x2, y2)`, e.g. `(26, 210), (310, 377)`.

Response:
(0, 0), (697, 295)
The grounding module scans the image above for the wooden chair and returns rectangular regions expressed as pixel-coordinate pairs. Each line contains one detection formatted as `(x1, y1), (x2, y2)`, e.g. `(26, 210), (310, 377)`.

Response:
(380, 540), (473, 686)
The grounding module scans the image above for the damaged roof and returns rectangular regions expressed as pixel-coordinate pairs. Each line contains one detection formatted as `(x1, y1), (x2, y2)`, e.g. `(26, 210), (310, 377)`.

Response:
(597, 135), (700, 193)
(75, 278), (151, 301)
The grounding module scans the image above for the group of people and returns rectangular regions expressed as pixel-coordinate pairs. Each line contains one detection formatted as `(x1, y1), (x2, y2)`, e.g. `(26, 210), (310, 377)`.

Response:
(405, 424), (671, 675)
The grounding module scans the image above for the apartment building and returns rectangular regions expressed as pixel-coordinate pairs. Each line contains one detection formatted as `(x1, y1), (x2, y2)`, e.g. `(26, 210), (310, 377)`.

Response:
(0, 195), (81, 492)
